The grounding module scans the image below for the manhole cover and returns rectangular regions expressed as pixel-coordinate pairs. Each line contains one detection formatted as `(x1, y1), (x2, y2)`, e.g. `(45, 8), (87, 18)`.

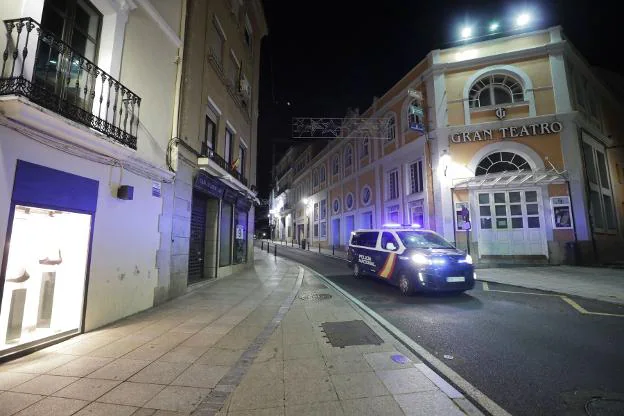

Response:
(321, 320), (383, 348)
(299, 293), (332, 301)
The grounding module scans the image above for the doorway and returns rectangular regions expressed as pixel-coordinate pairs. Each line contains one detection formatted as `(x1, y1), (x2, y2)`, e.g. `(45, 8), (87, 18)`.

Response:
(332, 218), (340, 247)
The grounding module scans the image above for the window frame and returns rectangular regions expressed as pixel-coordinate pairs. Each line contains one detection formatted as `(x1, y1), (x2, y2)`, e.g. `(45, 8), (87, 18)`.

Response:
(385, 114), (396, 143)
(344, 145), (353, 169)
(583, 136), (617, 233)
(408, 160), (424, 194)
(469, 74), (525, 109)
(210, 16), (227, 65)
(224, 127), (234, 163)
(387, 168), (399, 201)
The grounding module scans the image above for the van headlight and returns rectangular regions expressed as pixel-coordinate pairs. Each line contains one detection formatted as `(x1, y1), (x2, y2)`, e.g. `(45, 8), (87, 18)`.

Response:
(411, 254), (431, 265)
(459, 254), (473, 264)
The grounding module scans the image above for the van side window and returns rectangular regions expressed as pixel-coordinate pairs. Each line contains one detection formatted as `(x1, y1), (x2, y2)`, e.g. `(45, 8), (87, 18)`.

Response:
(351, 233), (360, 246)
(381, 232), (398, 250)
(359, 232), (379, 248)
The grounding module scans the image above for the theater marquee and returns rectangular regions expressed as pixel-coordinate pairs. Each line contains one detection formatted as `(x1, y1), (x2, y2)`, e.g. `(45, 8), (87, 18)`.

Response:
(450, 121), (563, 144)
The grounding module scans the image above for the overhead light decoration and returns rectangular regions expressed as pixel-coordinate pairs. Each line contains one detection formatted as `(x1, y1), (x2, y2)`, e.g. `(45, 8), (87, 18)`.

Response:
(489, 22), (499, 32)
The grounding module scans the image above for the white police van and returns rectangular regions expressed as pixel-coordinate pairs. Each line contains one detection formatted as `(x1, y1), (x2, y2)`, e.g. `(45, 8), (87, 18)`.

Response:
(347, 224), (475, 295)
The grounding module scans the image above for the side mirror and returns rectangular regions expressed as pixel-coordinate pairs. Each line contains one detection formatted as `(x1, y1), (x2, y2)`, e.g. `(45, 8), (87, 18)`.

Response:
(386, 242), (397, 251)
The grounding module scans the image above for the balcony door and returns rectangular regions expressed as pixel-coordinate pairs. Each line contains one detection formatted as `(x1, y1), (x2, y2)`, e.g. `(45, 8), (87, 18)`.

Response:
(35, 0), (103, 107)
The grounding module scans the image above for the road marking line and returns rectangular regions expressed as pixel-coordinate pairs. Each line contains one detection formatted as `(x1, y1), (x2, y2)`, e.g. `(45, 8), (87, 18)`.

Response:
(488, 289), (558, 297)
(303, 265), (510, 416)
(482, 281), (489, 291)
(561, 296), (624, 317)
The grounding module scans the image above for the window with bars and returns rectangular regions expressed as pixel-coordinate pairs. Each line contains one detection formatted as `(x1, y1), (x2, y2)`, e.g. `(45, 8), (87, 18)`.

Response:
(388, 169), (399, 200)
(409, 200), (424, 227)
(583, 139), (616, 231)
(469, 74), (524, 108)
(409, 160), (423, 194)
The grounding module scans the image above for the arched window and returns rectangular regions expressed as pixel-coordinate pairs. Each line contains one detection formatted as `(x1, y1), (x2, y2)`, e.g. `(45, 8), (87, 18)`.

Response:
(360, 137), (369, 157)
(319, 165), (326, 183)
(313, 168), (319, 186)
(475, 152), (531, 176)
(469, 74), (524, 108)
(386, 115), (396, 142)
(408, 99), (424, 131)
(332, 155), (340, 175)
(344, 145), (353, 168)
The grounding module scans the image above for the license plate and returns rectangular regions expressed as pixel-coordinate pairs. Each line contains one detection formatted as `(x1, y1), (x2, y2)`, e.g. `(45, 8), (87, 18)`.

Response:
(446, 276), (465, 283)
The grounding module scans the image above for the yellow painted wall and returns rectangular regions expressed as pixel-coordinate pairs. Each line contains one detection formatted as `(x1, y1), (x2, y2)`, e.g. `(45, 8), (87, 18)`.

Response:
(449, 133), (564, 172)
(343, 179), (356, 210)
(439, 32), (550, 64)
(445, 56), (555, 127)
(358, 169), (376, 205)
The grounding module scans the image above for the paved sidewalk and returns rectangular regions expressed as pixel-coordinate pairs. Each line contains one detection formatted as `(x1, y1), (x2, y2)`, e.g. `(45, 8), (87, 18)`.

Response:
(0, 248), (477, 416)
(262, 239), (624, 305)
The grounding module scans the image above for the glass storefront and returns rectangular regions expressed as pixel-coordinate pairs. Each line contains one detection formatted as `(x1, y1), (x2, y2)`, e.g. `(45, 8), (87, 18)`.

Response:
(234, 209), (248, 264)
(0, 205), (91, 355)
(219, 202), (233, 266)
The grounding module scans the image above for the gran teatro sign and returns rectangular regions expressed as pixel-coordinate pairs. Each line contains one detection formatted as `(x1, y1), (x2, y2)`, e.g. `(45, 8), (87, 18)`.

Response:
(450, 121), (563, 144)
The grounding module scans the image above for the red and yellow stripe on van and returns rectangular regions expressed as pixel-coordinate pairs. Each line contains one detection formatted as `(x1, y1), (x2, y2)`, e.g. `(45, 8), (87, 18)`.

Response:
(378, 253), (397, 279)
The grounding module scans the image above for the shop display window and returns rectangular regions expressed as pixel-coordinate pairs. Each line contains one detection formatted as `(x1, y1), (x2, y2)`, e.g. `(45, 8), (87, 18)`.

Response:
(0, 205), (91, 355)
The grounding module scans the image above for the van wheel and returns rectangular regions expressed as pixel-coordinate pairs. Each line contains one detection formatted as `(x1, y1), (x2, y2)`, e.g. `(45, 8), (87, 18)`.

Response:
(353, 263), (362, 279)
(398, 274), (413, 295)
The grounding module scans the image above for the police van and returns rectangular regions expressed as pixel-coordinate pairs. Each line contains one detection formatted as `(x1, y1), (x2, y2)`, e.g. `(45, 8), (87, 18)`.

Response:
(347, 225), (475, 295)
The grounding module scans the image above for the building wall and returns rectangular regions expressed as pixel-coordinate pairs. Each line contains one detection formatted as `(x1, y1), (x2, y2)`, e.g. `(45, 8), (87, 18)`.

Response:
(0, 126), (164, 331)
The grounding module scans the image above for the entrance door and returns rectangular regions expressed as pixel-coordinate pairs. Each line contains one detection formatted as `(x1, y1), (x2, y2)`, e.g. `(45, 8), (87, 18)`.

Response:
(477, 189), (546, 256)
(332, 218), (340, 246)
(345, 215), (354, 243)
(188, 193), (207, 283)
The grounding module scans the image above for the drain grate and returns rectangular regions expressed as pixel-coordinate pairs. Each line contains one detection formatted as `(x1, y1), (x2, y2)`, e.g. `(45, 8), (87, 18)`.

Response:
(299, 292), (333, 301)
(320, 320), (384, 348)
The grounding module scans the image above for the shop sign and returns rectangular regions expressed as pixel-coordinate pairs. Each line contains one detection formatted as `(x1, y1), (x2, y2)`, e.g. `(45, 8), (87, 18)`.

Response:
(450, 121), (563, 144)
(194, 171), (225, 199)
(152, 181), (161, 197)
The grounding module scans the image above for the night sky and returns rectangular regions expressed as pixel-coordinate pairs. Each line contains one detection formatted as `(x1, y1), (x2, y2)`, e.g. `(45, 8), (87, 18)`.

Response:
(256, 0), (622, 200)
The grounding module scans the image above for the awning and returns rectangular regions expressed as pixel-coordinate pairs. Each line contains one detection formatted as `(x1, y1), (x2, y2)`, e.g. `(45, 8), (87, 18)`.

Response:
(452, 169), (568, 190)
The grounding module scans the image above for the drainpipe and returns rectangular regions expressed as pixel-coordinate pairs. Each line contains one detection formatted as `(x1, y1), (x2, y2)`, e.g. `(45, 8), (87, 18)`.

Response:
(170, 0), (188, 141)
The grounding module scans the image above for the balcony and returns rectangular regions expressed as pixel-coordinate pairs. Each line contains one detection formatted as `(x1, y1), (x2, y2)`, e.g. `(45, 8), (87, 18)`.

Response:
(0, 18), (140, 149)
(201, 147), (248, 187)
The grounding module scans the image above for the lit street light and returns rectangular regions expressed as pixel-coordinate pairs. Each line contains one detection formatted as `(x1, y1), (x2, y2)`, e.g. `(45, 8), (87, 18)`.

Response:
(516, 13), (531, 27)
(460, 26), (472, 39)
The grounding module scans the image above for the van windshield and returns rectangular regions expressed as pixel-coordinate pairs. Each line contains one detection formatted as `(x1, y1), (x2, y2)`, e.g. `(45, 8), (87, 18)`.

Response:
(396, 231), (455, 249)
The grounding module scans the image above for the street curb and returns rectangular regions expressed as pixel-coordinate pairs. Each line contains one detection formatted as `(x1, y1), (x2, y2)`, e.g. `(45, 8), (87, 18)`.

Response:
(300, 263), (511, 416)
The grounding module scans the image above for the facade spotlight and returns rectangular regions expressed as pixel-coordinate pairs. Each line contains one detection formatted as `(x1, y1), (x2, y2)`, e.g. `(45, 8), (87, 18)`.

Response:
(516, 13), (531, 27)
(489, 22), (499, 32)
(302, 197), (309, 205)
(460, 26), (472, 39)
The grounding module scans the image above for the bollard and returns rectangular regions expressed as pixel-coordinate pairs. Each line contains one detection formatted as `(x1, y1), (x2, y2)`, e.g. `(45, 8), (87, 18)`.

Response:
(307, 241), (310, 250)
(332, 245), (335, 255)
(261, 241), (264, 250)
(318, 243), (321, 253)
(267, 242), (270, 253)
(274, 244), (277, 256)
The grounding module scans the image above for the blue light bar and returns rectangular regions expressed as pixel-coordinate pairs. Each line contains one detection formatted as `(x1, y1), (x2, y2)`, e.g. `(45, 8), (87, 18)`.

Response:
(383, 223), (401, 228)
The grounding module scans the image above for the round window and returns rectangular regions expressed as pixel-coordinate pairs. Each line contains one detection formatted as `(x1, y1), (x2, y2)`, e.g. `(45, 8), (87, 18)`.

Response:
(333, 198), (340, 213)
(361, 186), (371, 206)
(345, 193), (354, 210)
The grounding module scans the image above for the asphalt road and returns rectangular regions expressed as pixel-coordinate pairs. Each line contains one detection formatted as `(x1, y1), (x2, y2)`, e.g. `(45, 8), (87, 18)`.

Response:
(261, 243), (624, 416)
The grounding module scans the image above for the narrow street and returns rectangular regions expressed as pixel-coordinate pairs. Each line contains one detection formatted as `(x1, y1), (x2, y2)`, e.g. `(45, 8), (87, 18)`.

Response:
(261, 242), (624, 416)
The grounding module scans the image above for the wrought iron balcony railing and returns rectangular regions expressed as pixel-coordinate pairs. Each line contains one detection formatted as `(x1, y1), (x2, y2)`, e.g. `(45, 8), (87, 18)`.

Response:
(201, 146), (248, 187)
(0, 18), (140, 149)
